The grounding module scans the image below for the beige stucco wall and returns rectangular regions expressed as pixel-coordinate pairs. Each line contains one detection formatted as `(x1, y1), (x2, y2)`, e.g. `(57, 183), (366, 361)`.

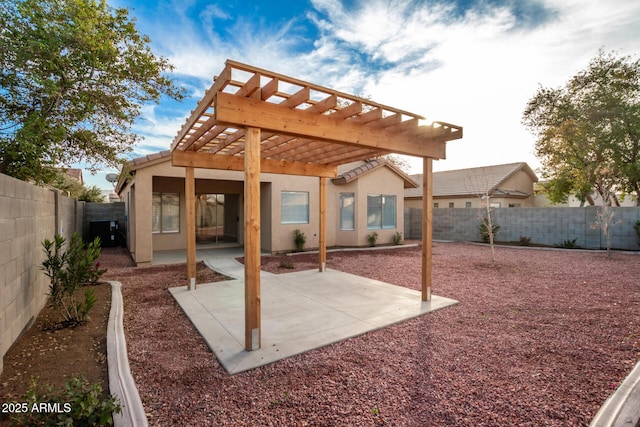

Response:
(268, 175), (320, 253)
(121, 158), (409, 262)
(354, 166), (405, 246)
(432, 196), (532, 209)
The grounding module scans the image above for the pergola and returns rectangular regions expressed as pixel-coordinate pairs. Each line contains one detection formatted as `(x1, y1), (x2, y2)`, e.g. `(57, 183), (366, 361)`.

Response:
(170, 60), (462, 352)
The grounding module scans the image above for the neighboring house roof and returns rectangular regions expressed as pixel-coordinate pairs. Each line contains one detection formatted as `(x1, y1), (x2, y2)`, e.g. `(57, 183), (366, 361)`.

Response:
(332, 158), (418, 189)
(60, 168), (84, 183)
(405, 162), (538, 198)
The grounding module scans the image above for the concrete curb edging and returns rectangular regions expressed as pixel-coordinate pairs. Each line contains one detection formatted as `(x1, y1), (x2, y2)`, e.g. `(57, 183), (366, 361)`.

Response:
(107, 281), (148, 427)
(590, 359), (640, 427)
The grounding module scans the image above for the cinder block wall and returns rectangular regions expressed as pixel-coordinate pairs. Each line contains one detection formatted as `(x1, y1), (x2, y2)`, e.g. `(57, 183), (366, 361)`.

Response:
(405, 206), (640, 250)
(0, 173), (83, 375)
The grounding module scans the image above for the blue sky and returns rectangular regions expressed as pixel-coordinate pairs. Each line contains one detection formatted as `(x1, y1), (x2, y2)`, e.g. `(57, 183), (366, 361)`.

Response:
(89, 0), (640, 189)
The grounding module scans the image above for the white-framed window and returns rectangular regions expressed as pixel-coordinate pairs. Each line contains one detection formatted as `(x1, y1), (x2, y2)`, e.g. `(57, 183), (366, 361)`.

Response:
(339, 193), (355, 230)
(367, 194), (396, 229)
(281, 191), (309, 224)
(152, 192), (180, 233)
(465, 202), (472, 208)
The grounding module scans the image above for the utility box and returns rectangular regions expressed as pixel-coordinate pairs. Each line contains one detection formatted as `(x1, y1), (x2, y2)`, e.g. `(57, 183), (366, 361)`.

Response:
(89, 220), (118, 247)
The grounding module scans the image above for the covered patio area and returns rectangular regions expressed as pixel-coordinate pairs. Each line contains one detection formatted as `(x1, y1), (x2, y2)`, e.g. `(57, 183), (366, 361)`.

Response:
(171, 59), (462, 353)
(170, 269), (458, 374)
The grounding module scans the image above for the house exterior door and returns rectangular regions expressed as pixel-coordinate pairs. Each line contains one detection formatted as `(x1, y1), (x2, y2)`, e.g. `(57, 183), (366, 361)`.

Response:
(195, 194), (225, 243)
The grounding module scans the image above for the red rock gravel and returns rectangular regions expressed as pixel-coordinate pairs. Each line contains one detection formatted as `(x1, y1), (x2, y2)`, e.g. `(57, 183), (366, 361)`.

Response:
(102, 243), (640, 426)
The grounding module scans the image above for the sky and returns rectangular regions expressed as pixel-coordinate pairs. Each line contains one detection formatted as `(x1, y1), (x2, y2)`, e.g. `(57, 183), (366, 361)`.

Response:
(89, 0), (640, 190)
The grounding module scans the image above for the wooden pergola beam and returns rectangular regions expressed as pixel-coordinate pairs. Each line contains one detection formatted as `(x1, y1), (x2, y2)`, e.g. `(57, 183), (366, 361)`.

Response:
(172, 150), (337, 178)
(214, 92), (449, 159)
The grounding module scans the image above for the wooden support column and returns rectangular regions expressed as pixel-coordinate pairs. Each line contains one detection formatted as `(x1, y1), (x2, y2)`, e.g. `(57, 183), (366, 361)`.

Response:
(421, 158), (433, 301)
(244, 126), (261, 351)
(185, 166), (197, 290)
(319, 177), (327, 272)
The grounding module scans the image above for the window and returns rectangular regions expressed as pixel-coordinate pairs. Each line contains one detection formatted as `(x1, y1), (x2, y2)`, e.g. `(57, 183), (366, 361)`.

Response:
(367, 194), (396, 229)
(465, 202), (472, 208)
(490, 202), (501, 208)
(339, 193), (355, 230)
(508, 203), (521, 208)
(152, 192), (179, 233)
(448, 202), (454, 208)
(433, 202), (439, 208)
(281, 191), (309, 224)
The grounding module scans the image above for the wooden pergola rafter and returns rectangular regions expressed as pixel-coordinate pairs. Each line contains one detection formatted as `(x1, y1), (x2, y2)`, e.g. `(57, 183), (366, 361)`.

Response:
(170, 59), (462, 352)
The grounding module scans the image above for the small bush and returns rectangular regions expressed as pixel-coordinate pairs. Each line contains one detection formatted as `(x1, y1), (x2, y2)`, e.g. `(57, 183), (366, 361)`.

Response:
(556, 238), (578, 249)
(393, 232), (402, 245)
(634, 220), (640, 247)
(293, 229), (306, 252)
(8, 376), (121, 426)
(41, 232), (106, 326)
(367, 231), (378, 247)
(479, 220), (500, 243)
(519, 235), (532, 246)
(278, 260), (294, 269)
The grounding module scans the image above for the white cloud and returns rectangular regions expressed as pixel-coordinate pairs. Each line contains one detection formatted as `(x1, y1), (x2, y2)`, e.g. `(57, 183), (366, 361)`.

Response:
(114, 0), (640, 177)
(303, 0), (640, 173)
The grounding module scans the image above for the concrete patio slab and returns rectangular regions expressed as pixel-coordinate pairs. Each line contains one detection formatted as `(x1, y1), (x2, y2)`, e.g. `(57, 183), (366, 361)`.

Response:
(169, 269), (458, 374)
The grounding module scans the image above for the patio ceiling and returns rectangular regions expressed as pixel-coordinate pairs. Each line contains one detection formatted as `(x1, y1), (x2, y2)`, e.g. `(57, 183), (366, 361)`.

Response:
(170, 60), (462, 177)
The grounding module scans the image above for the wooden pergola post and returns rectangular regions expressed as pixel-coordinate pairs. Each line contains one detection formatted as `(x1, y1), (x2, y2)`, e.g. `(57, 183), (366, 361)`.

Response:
(421, 158), (433, 301)
(244, 126), (261, 351)
(185, 166), (196, 290)
(319, 177), (327, 272)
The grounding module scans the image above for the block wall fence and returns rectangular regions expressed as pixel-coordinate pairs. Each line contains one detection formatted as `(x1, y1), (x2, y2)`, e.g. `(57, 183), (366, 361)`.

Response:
(405, 206), (640, 250)
(0, 173), (124, 375)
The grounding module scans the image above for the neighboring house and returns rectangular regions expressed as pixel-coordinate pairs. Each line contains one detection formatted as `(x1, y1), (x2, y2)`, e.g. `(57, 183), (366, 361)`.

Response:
(64, 168), (84, 184)
(405, 162), (538, 209)
(116, 152), (417, 266)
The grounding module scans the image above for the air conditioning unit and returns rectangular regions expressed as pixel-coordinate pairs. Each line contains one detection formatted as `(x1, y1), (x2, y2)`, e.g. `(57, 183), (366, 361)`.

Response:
(89, 220), (118, 247)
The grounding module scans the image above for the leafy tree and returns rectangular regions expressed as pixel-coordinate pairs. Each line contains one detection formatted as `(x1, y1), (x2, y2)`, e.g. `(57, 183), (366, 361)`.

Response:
(523, 50), (640, 206)
(79, 185), (106, 203)
(0, 0), (184, 184)
(50, 170), (105, 202)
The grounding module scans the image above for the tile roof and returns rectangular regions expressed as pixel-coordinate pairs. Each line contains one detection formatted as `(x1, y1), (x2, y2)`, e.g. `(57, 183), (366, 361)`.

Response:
(405, 162), (538, 198)
(332, 158), (418, 188)
(128, 149), (172, 168)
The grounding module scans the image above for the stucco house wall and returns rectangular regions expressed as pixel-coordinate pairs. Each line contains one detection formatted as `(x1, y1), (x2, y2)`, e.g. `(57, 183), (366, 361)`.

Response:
(117, 154), (413, 265)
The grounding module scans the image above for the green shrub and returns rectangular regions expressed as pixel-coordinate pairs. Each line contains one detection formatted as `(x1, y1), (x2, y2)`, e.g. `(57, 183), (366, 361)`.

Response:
(278, 260), (294, 269)
(393, 232), (402, 245)
(519, 235), (532, 246)
(479, 219), (500, 243)
(556, 238), (578, 249)
(8, 376), (121, 426)
(293, 229), (306, 252)
(41, 232), (106, 326)
(368, 231), (378, 247)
